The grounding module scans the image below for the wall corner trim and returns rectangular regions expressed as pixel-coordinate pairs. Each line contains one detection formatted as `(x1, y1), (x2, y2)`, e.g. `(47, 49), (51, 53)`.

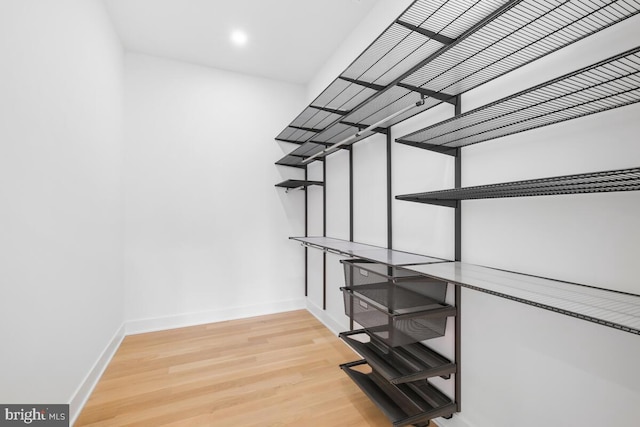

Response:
(69, 324), (126, 426)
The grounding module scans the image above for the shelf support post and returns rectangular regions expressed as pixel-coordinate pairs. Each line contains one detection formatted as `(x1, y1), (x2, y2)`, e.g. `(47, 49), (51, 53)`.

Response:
(349, 147), (354, 330)
(305, 167), (309, 297)
(323, 158), (327, 311)
(454, 94), (462, 261)
(454, 94), (462, 414)
(387, 129), (393, 250)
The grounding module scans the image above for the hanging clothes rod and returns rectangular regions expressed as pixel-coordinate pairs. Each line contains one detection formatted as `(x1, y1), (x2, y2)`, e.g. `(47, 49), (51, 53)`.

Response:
(301, 96), (426, 164)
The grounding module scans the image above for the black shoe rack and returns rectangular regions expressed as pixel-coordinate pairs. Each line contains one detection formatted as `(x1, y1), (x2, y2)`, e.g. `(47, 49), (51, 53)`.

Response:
(339, 330), (456, 384)
(340, 360), (458, 427)
(339, 258), (457, 426)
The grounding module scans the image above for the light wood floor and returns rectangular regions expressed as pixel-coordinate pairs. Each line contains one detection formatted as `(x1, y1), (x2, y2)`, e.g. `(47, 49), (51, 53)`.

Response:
(76, 310), (434, 426)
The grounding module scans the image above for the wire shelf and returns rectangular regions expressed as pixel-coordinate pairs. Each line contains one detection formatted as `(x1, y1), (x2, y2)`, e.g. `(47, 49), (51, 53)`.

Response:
(403, 262), (640, 335)
(274, 180), (323, 189)
(397, 47), (640, 149)
(290, 142), (326, 157)
(275, 0), (640, 166)
(290, 236), (449, 266)
(275, 154), (307, 169)
(395, 167), (640, 205)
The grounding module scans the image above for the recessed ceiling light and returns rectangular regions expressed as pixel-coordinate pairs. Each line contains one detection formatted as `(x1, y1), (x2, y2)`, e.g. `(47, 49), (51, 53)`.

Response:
(230, 30), (248, 47)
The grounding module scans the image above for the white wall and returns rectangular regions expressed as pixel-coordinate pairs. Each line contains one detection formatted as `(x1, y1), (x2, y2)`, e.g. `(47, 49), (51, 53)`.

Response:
(353, 133), (387, 247)
(307, 0), (414, 102)
(323, 149), (351, 331)
(300, 3), (640, 427)
(0, 0), (125, 418)
(123, 54), (307, 331)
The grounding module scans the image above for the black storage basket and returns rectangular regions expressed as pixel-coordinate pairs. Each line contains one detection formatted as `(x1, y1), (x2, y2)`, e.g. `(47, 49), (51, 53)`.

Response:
(342, 259), (447, 303)
(341, 284), (455, 347)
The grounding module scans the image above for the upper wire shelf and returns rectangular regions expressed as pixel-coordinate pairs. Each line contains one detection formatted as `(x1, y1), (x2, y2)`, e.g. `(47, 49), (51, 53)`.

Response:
(395, 167), (640, 206)
(397, 47), (640, 152)
(275, 0), (640, 168)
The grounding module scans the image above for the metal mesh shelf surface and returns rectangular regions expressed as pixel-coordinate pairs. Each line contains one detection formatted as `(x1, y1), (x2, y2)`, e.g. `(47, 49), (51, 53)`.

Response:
(342, 284), (455, 347)
(274, 179), (323, 189)
(275, 154), (307, 169)
(395, 167), (640, 205)
(290, 236), (448, 266)
(403, 262), (640, 335)
(275, 0), (640, 167)
(397, 47), (640, 150)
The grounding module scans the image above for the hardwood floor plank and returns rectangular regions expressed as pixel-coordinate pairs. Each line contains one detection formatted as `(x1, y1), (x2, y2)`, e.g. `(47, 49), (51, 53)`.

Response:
(76, 310), (434, 427)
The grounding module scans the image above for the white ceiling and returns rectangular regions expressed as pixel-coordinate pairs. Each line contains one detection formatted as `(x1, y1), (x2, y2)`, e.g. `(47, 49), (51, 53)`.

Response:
(104, 0), (381, 85)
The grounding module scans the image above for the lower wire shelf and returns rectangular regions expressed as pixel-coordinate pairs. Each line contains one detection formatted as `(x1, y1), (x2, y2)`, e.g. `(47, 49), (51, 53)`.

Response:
(341, 360), (457, 427)
(340, 329), (456, 384)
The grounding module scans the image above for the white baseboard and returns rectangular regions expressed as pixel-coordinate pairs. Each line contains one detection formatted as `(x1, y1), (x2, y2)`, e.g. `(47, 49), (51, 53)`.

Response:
(69, 323), (125, 426)
(305, 299), (348, 337)
(125, 298), (307, 335)
(433, 414), (473, 427)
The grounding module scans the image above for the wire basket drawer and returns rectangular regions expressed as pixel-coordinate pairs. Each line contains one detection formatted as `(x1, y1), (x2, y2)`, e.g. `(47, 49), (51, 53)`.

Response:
(342, 259), (447, 303)
(342, 284), (455, 347)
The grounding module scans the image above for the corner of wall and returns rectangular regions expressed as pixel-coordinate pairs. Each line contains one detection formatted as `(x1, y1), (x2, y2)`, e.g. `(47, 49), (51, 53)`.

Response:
(69, 323), (126, 426)
(305, 300), (348, 337)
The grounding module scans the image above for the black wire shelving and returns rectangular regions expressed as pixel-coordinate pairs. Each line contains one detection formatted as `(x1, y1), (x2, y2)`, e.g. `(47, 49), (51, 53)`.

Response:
(395, 167), (640, 206)
(289, 236), (449, 266)
(403, 262), (640, 335)
(275, 0), (640, 168)
(274, 179), (323, 189)
(397, 47), (640, 152)
(276, 1), (640, 422)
